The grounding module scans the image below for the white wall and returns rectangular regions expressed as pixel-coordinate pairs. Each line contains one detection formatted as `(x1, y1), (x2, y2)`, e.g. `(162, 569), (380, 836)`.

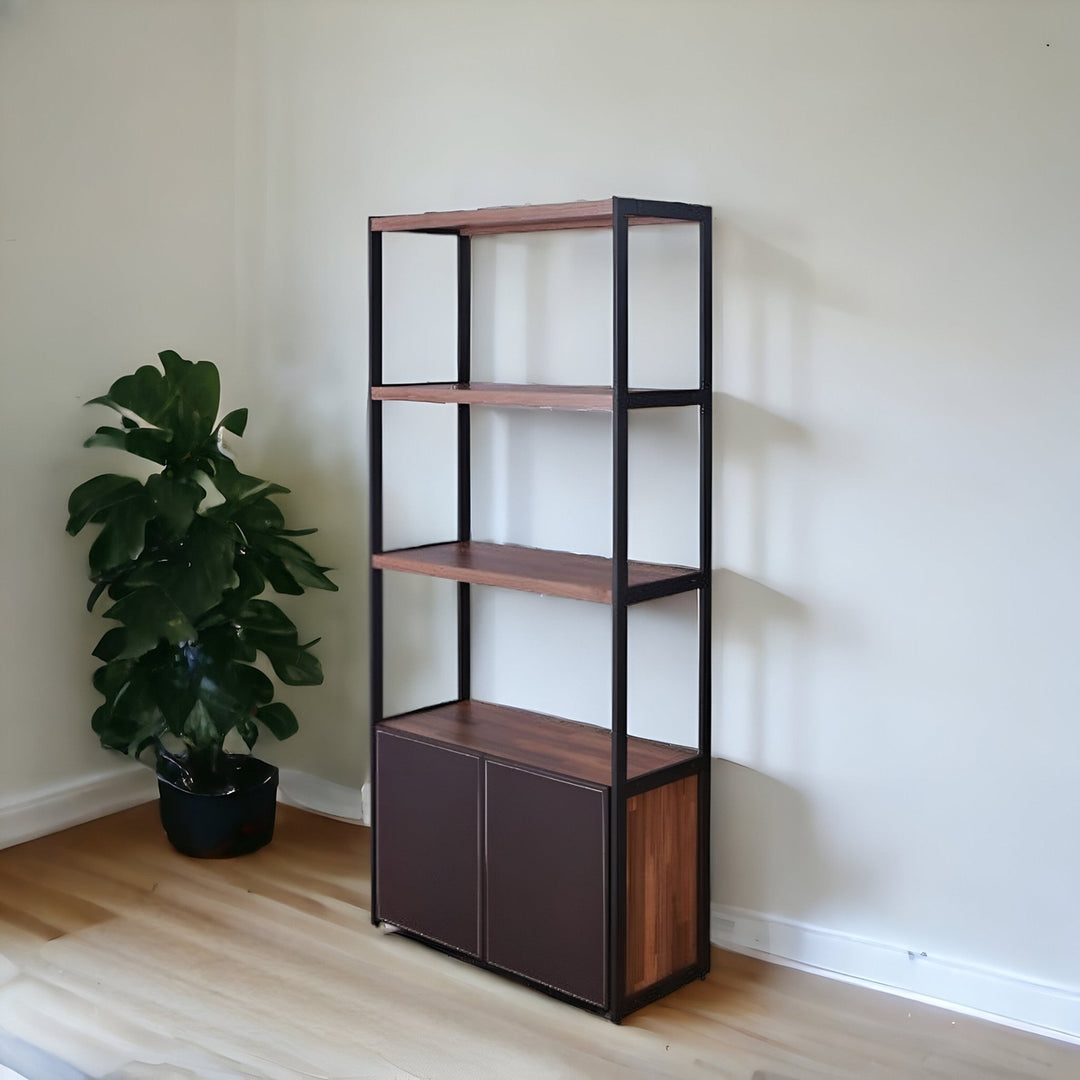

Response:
(0, 0), (238, 808)
(3, 0), (1078, 1038)
(235, 0), (1080, 1033)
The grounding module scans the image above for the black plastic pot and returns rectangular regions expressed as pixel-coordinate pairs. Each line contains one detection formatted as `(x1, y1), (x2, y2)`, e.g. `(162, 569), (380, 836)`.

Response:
(157, 755), (279, 858)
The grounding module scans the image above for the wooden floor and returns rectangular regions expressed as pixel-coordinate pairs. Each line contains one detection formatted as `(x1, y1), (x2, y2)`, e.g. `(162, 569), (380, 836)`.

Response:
(0, 804), (1076, 1080)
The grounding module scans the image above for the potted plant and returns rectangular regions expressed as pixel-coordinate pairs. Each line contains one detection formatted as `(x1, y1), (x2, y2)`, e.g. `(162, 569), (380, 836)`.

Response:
(66, 350), (337, 857)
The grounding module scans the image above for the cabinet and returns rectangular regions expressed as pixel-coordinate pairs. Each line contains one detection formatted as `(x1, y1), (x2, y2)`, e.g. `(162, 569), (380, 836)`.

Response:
(368, 198), (712, 1021)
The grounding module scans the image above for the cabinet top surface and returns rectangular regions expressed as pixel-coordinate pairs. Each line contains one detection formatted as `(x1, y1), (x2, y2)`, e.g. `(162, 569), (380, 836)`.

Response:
(370, 198), (710, 236)
(378, 699), (697, 786)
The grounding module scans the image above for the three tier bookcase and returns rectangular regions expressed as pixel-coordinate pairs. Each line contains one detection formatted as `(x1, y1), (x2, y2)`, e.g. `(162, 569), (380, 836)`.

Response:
(368, 197), (712, 1022)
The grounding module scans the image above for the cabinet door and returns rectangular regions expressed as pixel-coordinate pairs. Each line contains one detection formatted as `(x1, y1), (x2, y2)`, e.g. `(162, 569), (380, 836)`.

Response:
(485, 762), (608, 1007)
(375, 730), (481, 956)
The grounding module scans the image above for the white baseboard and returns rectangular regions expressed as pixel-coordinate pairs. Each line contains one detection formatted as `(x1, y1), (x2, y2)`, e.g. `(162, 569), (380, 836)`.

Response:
(711, 904), (1080, 1046)
(276, 769), (368, 825)
(0, 766), (369, 851)
(0, 765), (157, 851)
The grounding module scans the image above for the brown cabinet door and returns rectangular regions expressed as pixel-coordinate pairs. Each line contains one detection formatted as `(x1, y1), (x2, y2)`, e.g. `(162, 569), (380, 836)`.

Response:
(375, 730), (481, 957)
(484, 761), (608, 1007)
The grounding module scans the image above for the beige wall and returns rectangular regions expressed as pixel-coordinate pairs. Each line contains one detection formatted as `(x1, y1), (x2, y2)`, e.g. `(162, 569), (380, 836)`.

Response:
(3, 0), (1078, 1030)
(0, 0), (238, 797)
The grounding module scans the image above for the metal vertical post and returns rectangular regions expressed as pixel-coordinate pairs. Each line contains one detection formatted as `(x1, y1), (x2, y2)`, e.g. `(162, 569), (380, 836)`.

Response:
(457, 234), (472, 703)
(368, 224), (384, 927)
(609, 198), (631, 1019)
(697, 211), (713, 973)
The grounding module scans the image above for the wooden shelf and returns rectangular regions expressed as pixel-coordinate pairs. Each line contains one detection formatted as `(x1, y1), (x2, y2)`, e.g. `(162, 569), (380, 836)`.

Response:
(373, 382), (613, 410)
(379, 699), (696, 787)
(372, 383), (707, 411)
(372, 541), (701, 604)
(370, 198), (690, 236)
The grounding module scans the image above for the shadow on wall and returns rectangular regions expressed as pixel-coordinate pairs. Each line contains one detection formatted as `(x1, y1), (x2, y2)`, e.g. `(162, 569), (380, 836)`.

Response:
(710, 223), (875, 924)
(249, 429), (369, 788)
(712, 755), (873, 927)
(716, 566), (811, 770)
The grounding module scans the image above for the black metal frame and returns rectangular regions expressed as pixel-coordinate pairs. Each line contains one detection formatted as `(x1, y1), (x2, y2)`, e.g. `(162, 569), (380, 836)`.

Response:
(608, 197), (712, 1021)
(368, 197), (713, 1021)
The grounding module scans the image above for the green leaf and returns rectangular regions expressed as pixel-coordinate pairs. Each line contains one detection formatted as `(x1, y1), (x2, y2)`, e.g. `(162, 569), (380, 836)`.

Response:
(233, 497), (284, 537)
(92, 627), (128, 661)
(236, 599), (298, 637)
(257, 643), (323, 686)
(84, 426), (130, 452)
(86, 580), (108, 612)
(87, 497), (151, 575)
(197, 621), (255, 664)
(255, 556), (303, 595)
(210, 456), (289, 507)
(281, 559), (338, 592)
(157, 349), (189, 384)
(144, 473), (203, 541)
(123, 428), (171, 464)
(96, 665), (164, 755)
(125, 644), (194, 734)
(236, 717), (259, 749)
(173, 361), (220, 453)
(105, 364), (171, 423)
(217, 408), (248, 437)
(126, 515), (238, 622)
(231, 663), (274, 705)
(92, 658), (135, 702)
(66, 474), (143, 535)
(194, 673), (245, 733)
(182, 699), (218, 750)
(257, 702), (299, 741)
(227, 555), (266, 606)
(84, 425), (170, 465)
(247, 533), (338, 592)
(104, 586), (196, 655)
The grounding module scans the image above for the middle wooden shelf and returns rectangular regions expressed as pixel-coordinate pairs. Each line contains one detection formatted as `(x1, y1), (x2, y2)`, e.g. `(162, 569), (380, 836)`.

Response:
(371, 539), (702, 604)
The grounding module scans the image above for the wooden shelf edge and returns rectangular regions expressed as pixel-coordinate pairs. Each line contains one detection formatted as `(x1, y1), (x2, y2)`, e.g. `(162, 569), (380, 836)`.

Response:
(371, 541), (698, 605)
(378, 699), (697, 786)
(371, 383), (708, 411)
(370, 198), (707, 236)
(372, 199), (614, 234)
(372, 382), (614, 411)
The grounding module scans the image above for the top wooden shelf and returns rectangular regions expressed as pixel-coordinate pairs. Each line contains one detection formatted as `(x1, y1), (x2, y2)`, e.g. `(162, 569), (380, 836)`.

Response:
(370, 198), (705, 236)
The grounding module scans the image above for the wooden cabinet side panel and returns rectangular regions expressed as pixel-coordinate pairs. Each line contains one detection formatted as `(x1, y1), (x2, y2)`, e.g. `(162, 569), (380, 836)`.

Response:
(626, 774), (699, 995)
(375, 730), (481, 957)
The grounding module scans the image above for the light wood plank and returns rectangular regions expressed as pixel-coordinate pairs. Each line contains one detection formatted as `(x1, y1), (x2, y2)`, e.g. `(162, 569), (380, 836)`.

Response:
(0, 804), (1077, 1079)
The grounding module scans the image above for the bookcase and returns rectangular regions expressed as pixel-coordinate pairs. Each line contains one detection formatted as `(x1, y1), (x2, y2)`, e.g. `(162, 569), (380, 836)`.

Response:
(368, 197), (712, 1021)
